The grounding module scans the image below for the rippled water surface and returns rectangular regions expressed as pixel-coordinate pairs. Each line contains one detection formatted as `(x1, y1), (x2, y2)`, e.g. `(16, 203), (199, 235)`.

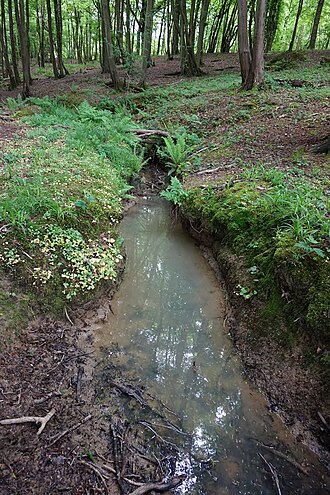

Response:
(95, 197), (329, 495)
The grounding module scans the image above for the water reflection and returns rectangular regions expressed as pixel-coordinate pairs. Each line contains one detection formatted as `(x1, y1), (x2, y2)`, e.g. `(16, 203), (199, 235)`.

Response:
(98, 197), (330, 495)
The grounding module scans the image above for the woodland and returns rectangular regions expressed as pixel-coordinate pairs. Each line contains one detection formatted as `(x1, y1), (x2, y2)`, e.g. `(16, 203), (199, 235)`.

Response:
(0, 0), (329, 493)
(0, 0), (329, 94)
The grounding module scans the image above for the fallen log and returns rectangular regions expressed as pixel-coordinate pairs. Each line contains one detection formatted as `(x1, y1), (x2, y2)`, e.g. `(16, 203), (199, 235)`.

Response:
(129, 129), (169, 139)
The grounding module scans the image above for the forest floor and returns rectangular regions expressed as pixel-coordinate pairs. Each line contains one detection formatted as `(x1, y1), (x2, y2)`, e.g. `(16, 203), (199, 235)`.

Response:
(0, 51), (329, 494)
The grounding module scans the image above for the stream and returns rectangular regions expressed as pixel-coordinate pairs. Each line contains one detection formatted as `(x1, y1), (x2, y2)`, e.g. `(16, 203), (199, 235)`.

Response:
(94, 196), (329, 495)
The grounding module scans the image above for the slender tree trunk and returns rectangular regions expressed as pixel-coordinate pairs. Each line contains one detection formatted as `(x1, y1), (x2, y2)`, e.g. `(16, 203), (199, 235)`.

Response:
(54, 0), (68, 76)
(196, 0), (211, 66)
(15, 0), (31, 97)
(8, 0), (20, 82)
(179, 0), (202, 75)
(0, 0), (16, 88)
(308, 0), (324, 49)
(171, 0), (180, 55)
(101, 0), (121, 88)
(243, 0), (266, 89)
(46, 0), (59, 77)
(238, 0), (251, 83)
(288, 0), (303, 51)
(139, 0), (153, 87)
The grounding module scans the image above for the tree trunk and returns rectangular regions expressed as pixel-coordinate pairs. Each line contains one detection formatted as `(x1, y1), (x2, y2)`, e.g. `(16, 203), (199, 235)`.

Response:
(179, 0), (202, 76)
(8, 0), (20, 82)
(53, 0), (68, 76)
(308, 0), (325, 49)
(101, 0), (121, 88)
(238, 0), (251, 83)
(196, 0), (211, 66)
(15, 0), (31, 97)
(288, 0), (303, 51)
(139, 0), (153, 87)
(45, 0), (59, 77)
(0, 0), (16, 88)
(242, 0), (266, 90)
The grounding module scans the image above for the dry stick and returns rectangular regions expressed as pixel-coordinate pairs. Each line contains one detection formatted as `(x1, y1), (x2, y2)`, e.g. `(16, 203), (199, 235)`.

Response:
(259, 453), (282, 495)
(64, 307), (74, 326)
(317, 411), (330, 432)
(79, 460), (109, 495)
(129, 475), (186, 495)
(110, 423), (126, 495)
(129, 129), (169, 138)
(252, 439), (309, 475)
(34, 391), (61, 404)
(76, 366), (84, 401)
(195, 166), (221, 175)
(47, 414), (92, 447)
(0, 408), (55, 435)
(138, 421), (179, 451)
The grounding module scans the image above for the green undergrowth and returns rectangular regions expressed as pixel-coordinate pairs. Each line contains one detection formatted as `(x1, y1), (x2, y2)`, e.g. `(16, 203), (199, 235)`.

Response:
(165, 166), (330, 349)
(0, 98), (143, 309)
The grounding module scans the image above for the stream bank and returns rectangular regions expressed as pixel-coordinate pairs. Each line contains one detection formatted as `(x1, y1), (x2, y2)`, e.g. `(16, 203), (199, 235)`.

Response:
(177, 186), (330, 468)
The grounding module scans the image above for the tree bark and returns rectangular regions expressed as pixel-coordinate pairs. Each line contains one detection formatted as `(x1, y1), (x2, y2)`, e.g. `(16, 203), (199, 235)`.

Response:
(196, 0), (211, 66)
(139, 0), (153, 86)
(238, 0), (251, 83)
(288, 0), (303, 51)
(46, 0), (59, 78)
(101, 0), (121, 88)
(0, 0), (16, 88)
(308, 0), (325, 49)
(8, 0), (20, 82)
(242, 0), (266, 89)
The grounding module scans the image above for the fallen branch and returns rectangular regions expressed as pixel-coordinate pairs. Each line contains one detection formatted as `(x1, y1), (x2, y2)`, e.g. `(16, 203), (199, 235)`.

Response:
(251, 438), (309, 475)
(0, 408), (55, 435)
(64, 307), (74, 326)
(129, 475), (186, 495)
(48, 414), (92, 447)
(259, 453), (282, 495)
(34, 391), (61, 404)
(195, 166), (221, 175)
(129, 129), (169, 138)
(79, 460), (109, 494)
(317, 411), (330, 432)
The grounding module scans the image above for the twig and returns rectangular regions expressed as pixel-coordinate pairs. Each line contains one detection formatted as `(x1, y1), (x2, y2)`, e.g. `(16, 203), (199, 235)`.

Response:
(76, 366), (84, 401)
(64, 307), (74, 326)
(0, 408), (55, 435)
(129, 475), (186, 495)
(129, 129), (169, 138)
(79, 460), (109, 494)
(259, 453), (282, 495)
(138, 421), (179, 451)
(317, 411), (330, 432)
(110, 423), (126, 495)
(34, 391), (62, 404)
(47, 414), (92, 447)
(195, 166), (220, 175)
(251, 438), (309, 475)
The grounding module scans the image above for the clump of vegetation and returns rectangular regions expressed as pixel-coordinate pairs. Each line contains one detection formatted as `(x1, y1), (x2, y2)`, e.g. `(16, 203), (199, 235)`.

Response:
(164, 165), (330, 345)
(0, 98), (142, 306)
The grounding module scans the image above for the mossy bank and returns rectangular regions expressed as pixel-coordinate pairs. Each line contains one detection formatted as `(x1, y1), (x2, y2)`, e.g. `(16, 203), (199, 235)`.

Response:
(0, 98), (143, 339)
(163, 170), (330, 457)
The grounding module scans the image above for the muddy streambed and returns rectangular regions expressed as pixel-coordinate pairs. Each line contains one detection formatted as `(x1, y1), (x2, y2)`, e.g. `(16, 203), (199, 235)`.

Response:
(93, 196), (329, 495)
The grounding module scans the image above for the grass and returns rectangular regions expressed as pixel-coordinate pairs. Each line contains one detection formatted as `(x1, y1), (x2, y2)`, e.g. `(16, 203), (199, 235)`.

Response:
(0, 98), (143, 306)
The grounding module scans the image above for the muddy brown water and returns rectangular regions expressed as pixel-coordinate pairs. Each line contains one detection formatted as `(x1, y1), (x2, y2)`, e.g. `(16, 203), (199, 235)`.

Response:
(94, 196), (329, 495)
